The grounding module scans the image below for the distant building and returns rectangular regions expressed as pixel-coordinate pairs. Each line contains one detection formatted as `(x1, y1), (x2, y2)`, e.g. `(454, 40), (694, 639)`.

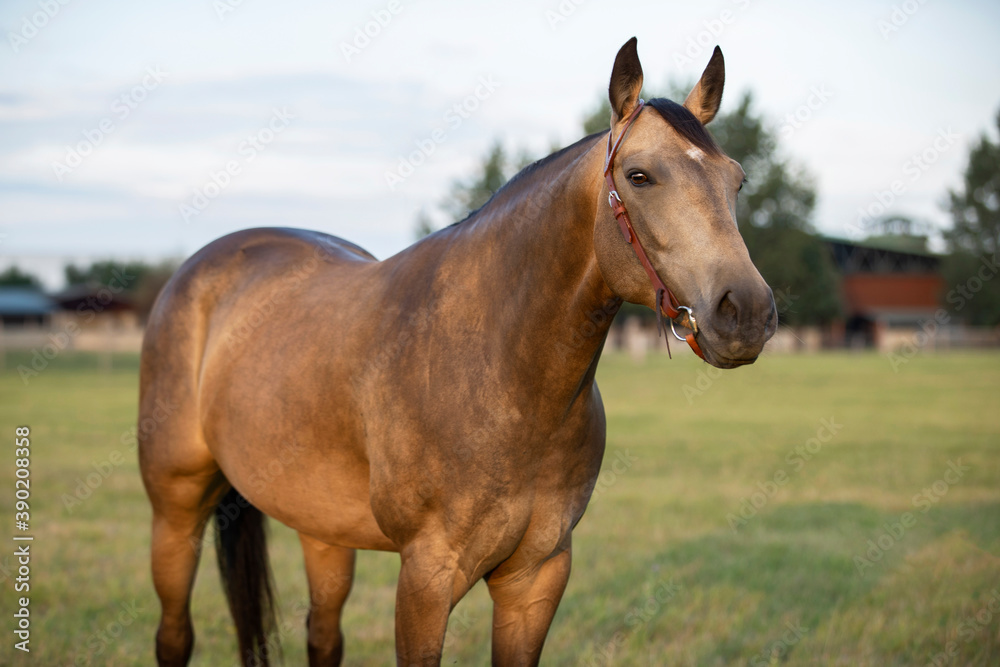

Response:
(824, 236), (945, 349)
(0, 284), (142, 353)
(50, 284), (142, 351)
(0, 287), (55, 328)
(52, 284), (138, 331)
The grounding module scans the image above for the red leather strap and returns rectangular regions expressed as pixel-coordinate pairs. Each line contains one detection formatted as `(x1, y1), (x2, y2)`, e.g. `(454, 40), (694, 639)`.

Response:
(603, 101), (705, 360)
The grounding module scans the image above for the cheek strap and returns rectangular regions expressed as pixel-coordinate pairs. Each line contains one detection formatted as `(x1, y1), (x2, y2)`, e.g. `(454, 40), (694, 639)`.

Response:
(603, 100), (704, 360)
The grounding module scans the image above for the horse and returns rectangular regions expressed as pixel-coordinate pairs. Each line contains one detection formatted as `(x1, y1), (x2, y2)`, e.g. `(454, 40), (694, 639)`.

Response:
(138, 37), (776, 666)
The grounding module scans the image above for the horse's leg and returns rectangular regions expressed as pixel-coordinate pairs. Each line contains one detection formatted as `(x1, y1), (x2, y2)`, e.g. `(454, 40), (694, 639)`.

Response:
(147, 470), (222, 667)
(394, 541), (472, 666)
(484, 544), (572, 666)
(298, 533), (356, 666)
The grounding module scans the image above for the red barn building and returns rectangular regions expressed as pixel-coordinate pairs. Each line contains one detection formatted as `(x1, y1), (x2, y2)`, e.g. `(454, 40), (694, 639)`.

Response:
(825, 236), (945, 349)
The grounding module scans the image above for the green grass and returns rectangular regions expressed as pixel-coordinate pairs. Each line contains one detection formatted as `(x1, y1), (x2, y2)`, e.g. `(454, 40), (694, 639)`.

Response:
(1, 349), (998, 665)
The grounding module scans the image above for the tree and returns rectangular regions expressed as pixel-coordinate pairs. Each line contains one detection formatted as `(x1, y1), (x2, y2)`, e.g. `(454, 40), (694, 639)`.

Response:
(442, 141), (510, 223)
(413, 141), (512, 240)
(713, 94), (841, 325)
(65, 260), (152, 288)
(0, 266), (43, 289)
(413, 142), (540, 239)
(64, 259), (178, 323)
(942, 108), (1000, 325)
(414, 209), (436, 240)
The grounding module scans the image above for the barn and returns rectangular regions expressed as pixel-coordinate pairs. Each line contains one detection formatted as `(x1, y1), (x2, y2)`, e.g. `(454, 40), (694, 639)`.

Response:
(824, 235), (945, 350)
(0, 287), (56, 328)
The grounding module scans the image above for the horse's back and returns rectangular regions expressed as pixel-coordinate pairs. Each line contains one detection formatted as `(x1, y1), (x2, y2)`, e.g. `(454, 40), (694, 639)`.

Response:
(165, 227), (375, 300)
(146, 226), (373, 346)
(138, 228), (376, 476)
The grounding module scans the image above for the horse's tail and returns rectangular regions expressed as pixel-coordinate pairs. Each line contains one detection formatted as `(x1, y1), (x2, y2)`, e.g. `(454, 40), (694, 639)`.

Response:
(214, 487), (278, 666)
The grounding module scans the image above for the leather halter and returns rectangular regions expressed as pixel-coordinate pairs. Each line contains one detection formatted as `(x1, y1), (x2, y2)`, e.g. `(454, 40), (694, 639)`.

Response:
(603, 100), (705, 360)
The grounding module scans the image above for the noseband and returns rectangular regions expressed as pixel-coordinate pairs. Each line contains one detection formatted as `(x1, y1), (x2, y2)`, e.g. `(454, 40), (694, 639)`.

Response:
(603, 100), (705, 361)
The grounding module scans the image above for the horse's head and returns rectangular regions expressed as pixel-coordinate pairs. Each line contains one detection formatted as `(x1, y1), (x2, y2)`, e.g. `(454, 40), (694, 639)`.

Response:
(594, 38), (777, 369)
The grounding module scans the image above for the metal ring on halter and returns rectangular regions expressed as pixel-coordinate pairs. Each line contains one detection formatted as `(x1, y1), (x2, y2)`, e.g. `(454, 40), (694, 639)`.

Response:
(608, 190), (622, 208)
(669, 305), (698, 342)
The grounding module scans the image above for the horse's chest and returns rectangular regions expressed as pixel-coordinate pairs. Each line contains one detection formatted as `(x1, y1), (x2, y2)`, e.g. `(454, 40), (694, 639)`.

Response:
(493, 429), (605, 544)
(365, 383), (607, 560)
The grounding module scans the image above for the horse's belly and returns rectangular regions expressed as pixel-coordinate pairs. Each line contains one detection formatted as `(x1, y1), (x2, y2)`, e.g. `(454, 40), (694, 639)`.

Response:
(220, 439), (395, 551)
(200, 350), (396, 551)
(205, 407), (396, 550)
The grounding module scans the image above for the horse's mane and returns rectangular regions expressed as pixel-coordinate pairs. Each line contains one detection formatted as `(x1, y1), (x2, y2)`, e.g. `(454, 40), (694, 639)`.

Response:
(646, 97), (722, 157)
(449, 131), (606, 227)
(450, 97), (720, 226)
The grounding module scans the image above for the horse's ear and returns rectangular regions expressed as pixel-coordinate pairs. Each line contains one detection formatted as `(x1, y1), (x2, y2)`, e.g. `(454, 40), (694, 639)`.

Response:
(683, 46), (725, 125)
(609, 37), (643, 124)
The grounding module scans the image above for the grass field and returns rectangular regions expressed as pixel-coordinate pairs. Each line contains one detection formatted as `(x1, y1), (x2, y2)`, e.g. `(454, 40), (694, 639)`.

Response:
(1, 349), (998, 666)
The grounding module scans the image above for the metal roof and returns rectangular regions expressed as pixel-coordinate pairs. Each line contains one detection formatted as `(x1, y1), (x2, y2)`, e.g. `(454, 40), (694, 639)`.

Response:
(822, 234), (940, 258)
(0, 288), (56, 316)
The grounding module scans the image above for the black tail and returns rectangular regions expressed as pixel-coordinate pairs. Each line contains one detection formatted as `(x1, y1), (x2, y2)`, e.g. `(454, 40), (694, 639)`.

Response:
(214, 487), (278, 666)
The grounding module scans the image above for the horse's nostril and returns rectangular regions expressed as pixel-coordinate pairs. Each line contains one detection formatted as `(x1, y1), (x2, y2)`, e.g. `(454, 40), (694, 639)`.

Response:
(716, 291), (739, 332)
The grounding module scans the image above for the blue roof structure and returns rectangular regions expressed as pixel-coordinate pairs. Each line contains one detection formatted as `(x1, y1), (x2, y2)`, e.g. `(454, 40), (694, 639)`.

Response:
(0, 288), (56, 316)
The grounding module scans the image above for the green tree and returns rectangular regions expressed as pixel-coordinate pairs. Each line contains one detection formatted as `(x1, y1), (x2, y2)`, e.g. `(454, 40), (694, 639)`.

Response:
(942, 107), (1000, 325)
(414, 209), (436, 240)
(64, 259), (178, 322)
(0, 266), (43, 289)
(413, 142), (540, 239)
(414, 141), (512, 240)
(442, 141), (510, 223)
(713, 94), (841, 325)
(582, 96), (615, 135)
(65, 260), (151, 288)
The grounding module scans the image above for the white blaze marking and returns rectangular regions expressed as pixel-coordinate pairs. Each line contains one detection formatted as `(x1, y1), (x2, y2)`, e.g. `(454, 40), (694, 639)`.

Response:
(686, 147), (705, 161)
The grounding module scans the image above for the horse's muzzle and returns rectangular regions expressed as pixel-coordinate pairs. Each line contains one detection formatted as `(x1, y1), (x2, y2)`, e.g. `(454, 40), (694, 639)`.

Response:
(694, 283), (777, 367)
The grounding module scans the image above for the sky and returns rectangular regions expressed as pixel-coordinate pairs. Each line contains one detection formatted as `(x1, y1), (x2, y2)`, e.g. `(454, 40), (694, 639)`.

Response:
(0, 0), (998, 289)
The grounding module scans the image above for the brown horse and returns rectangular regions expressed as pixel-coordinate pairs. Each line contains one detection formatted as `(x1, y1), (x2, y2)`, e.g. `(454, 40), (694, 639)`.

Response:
(139, 38), (776, 666)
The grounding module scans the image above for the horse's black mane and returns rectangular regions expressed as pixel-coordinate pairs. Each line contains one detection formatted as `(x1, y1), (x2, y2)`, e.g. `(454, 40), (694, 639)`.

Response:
(646, 97), (722, 156)
(449, 97), (719, 227)
(501, 131), (607, 192)
(447, 131), (605, 227)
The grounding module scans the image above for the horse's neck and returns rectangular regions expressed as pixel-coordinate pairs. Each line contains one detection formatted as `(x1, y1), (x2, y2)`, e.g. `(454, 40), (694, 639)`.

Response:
(436, 136), (618, 399)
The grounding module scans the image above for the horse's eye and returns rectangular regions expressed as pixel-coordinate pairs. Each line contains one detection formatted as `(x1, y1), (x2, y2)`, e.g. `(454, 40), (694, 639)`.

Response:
(629, 172), (648, 186)
(739, 177), (748, 192)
